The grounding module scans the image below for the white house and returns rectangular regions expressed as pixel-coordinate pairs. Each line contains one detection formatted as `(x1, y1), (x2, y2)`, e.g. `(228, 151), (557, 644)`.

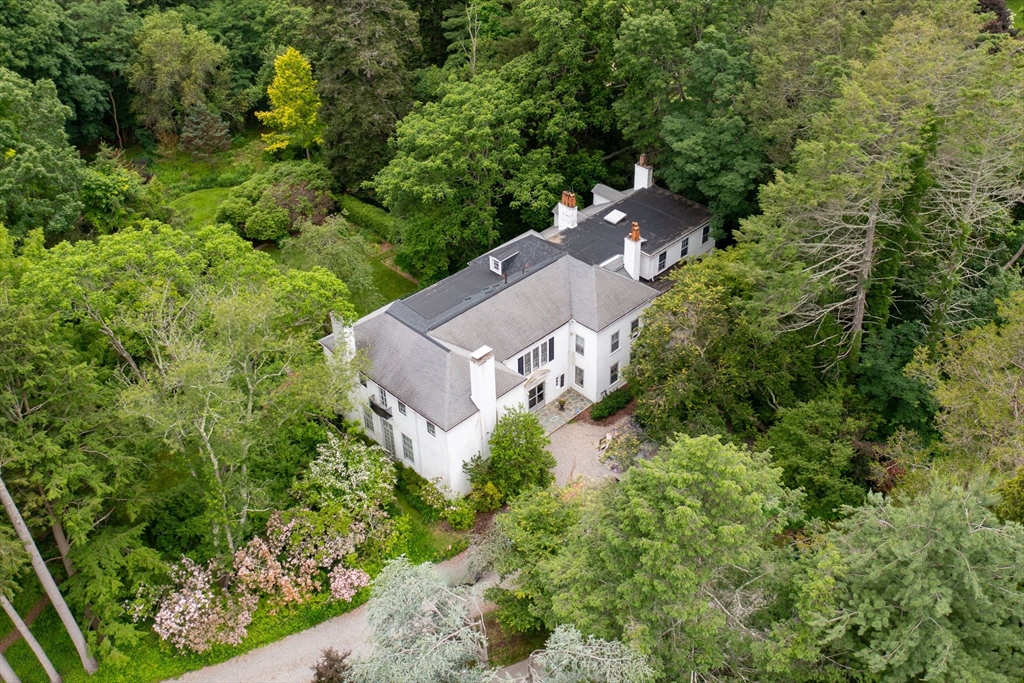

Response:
(320, 160), (714, 493)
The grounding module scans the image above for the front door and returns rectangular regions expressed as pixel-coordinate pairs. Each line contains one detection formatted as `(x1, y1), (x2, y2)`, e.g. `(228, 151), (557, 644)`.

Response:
(381, 420), (396, 456)
(528, 382), (545, 410)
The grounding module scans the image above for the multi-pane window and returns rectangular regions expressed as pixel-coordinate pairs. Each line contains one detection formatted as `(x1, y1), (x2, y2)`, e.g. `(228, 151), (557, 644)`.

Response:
(401, 434), (414, 463)
(363, 406), (375, 433)
(574, 366), (584, 387)
(631, 318), (640, 338)
(702, 225), (710, 244)
(528, 383), (545, 409)
(658, 252), (667, 271)
(609, 363), (619, 384)
(518, 337), (555, 375)
(427, 421), (436, 437)
(378, 385), (388, 407)
(398, 401), (407, 416)
(681, 239), (689, 258)
(611, 331), (620, 353)
(575, 334), (585, 356)
(381, 421), (396, 456)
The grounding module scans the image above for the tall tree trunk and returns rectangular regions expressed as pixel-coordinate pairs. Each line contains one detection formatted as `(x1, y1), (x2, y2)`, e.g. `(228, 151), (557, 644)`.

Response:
(41, 493), (74, 578)
(849, 197), (879, 364)
(0, 477), (97, 674)
(0, 650), (21, 683)
(0, 596), (61, 683)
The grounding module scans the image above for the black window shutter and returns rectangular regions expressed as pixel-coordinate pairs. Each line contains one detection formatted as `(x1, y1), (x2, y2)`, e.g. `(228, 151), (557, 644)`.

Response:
(518, 356), (524, 375)
(548, 337), (554, 361)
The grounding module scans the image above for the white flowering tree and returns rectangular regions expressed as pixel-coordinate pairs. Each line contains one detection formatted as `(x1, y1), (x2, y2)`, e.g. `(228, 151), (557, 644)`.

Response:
(292, 434), (396, 515)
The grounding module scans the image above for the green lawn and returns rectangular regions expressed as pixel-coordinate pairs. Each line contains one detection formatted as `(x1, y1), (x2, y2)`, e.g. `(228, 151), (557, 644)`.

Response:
(168, 187), (233, 231)
(1010, 0), (1024, 29)
(126, 132), (265, 199)
(369, 254), (418, 303)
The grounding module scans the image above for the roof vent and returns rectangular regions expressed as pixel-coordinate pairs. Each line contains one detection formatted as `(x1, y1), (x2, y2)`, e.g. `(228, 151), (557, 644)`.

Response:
(604, 209), (627, 225)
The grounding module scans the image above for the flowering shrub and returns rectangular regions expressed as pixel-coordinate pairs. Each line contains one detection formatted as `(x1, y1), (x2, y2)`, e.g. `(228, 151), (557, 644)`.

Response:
(131, 558), (258, 653)
(329, 567), (371, 602)
(292, 434), (397, 514)
(233, 511), (368, 611)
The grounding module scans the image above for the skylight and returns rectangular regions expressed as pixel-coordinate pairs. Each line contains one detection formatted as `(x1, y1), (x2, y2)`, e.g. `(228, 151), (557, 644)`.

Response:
(603, 209), (627, 224)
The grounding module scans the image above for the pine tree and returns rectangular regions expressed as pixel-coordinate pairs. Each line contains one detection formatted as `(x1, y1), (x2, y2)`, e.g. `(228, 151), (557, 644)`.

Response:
(256, 47), (324, 160)
(180, 105), (231, 161)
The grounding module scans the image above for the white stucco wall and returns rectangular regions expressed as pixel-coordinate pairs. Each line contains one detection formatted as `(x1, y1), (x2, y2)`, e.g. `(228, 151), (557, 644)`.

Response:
(639, 223), (715, 280)
(500, 321), (573, 410)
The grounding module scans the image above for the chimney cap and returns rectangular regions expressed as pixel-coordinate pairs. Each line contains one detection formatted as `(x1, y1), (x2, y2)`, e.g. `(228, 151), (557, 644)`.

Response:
(637, 154), (651, 168)
(630, 221), (641, 242)
(471, 345), (494, 363)
(560, 190), (577, 208)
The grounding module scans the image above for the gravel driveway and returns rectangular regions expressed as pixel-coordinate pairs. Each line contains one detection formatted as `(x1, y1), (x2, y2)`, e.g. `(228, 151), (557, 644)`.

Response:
(548, 416), (628, 486)
(168, 552), (493, 683)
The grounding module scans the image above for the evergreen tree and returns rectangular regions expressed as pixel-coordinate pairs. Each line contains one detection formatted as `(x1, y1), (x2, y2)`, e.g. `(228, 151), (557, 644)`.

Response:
(180, 105), (231, 161)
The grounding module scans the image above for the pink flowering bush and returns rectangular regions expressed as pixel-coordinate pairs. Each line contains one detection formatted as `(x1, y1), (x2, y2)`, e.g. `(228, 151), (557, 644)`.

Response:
(233, 510), (368, 612)
(328, 567), (371, 602)
(131, 558), (258, 653)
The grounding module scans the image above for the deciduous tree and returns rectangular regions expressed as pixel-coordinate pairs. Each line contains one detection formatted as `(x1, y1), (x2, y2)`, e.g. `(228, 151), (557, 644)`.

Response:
(257, 47), (324, 160)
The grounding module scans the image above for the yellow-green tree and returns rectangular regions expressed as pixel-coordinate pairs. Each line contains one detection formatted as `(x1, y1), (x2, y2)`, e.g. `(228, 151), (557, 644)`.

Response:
(257, 47), (324, 160)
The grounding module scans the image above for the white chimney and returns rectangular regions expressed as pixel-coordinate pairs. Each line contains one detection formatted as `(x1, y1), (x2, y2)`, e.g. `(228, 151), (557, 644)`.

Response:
(321, 313), (356, 362)
(633, 154), (653, 191)
(553, 191), (578, 231)
(624, 222), (642, 281)
(469, 346), (497, 445)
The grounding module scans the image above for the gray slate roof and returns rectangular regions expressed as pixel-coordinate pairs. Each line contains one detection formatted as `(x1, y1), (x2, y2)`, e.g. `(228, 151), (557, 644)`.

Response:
(549, 186), (711, 266)
(429, 255), (656, 361)
(354, 307), (524, 430)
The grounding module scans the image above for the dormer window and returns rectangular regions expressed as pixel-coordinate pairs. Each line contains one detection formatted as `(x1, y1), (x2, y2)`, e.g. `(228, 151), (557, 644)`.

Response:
(489, 251), (519, 275)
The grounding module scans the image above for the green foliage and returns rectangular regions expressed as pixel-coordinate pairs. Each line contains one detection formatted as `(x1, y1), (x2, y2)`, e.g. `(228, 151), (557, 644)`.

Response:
(467, 481), (502, 512)
(471, 407), (554, 503)
(0, 524), (26, 599)
(626, 247), (829, 440)
(281, 216), (382, 314)
(757, 388), (874, 520)
(808, 480), (1024, 682)
(257, 47), (324, 157)
(546, 436), (799, 678)
(659, 27), (765, 229)
(81, 145), (170, 234)
(994, 467), (1024, 524)
(305, 0), (419, 189)
(291, 433), (397, 514)
(215, 161), (335, 241)
(487, 486), (581, 634)
(855, 322), (937, 438)
(588, 386), (632, 421)
(371, 72), (560, 282)
(338, 195), (403, 243)
(128, 11), (235, 145)
(0, 67), (84, 237)
(179, 105), (232, 161)
(442, 498), (476, 531)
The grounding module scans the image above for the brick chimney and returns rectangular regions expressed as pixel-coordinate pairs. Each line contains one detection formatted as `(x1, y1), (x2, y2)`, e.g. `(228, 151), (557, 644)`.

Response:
(633, 154), (653, 191)
(554, 190), (578, 231)
(624, 222), (642, 280)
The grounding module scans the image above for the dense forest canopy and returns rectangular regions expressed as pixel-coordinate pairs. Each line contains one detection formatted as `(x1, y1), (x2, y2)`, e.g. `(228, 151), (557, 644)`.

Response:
(2, 0), (1024, 680)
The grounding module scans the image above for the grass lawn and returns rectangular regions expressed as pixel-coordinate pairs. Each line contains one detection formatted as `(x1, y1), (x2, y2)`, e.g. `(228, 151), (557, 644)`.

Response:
(394, 488), (470, 563)
(126, 132), (266, 199)
(483, 613), (547, 668)
(168, 187), (232, 231)
(1010, 0), (1024, 29)
(369, 254), (418, 303)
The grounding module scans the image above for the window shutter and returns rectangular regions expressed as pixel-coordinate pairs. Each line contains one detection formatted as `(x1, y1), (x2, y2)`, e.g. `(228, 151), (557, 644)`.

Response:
(548, 337), (554, 361)
(518, 356), (524, 375)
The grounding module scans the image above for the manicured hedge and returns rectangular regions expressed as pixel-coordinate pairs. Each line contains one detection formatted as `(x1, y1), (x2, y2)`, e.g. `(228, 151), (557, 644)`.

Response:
(590, 386), (633, 421)
(339, 195), (403, 243)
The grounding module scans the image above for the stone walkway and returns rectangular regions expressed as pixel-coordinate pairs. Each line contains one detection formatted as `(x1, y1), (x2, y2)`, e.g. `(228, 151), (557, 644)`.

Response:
(534, 389), (591, 434)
